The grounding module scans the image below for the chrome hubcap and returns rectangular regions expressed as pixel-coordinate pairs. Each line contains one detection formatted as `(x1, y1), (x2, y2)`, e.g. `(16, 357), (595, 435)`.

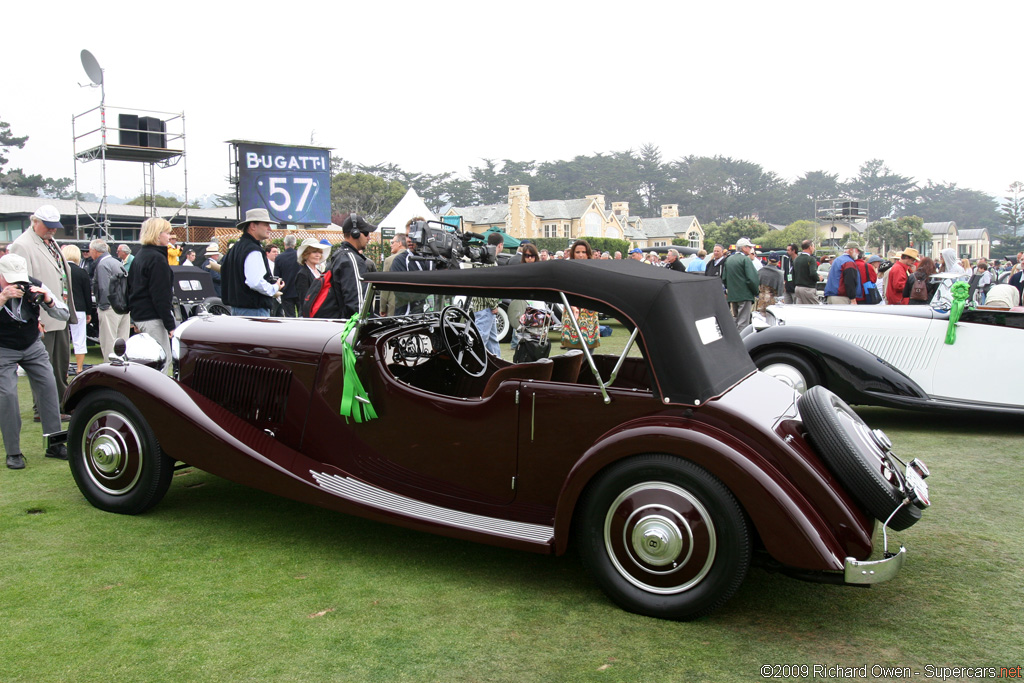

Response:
(632, 514), (685, 567)
(91, 438), (121, 472)
(81, 410), (143, 495)
(604, 482), (715, 594)
(761, 363), (807, 394)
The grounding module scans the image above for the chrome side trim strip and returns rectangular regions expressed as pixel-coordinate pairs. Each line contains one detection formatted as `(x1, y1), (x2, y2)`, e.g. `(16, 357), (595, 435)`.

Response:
(844, 545), (906, 584)
(311, 471), (554, 544)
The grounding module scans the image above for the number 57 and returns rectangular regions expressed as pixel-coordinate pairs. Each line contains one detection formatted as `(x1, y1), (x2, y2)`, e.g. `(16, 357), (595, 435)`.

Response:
(267, 177), (315, 213)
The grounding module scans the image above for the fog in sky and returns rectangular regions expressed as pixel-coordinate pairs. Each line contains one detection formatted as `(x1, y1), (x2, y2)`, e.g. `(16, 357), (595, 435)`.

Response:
(4, 1), (1021, 204)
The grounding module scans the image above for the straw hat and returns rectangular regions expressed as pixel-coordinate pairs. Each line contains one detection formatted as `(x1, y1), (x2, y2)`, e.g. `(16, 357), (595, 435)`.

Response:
(297, 238), (331, 264)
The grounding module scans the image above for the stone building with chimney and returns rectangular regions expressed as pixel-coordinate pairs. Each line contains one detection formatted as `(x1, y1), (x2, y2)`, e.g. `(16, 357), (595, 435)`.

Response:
(447, 185), (703, 249)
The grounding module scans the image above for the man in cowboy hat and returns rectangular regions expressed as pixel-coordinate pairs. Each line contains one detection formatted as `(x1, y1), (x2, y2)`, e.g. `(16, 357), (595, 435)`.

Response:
(166, 233), (182, 266)
(886, 247), (919, 305)
(221, 208), (283, 316)
(200, 244), (223, 296)
(0, 253), (69, 468)
(9, 205), (78, 413)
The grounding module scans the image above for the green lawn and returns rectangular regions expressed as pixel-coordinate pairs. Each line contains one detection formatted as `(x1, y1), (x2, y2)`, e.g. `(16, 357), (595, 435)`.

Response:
(1, 343), (1020, 682)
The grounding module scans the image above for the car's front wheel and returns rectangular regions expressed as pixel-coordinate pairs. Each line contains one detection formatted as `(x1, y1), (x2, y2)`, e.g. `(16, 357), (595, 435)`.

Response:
(493, 304), (512, 343)
(577, 455), (751, 620)
(68, 389), (175, 515)
(754, 350), (821, 395)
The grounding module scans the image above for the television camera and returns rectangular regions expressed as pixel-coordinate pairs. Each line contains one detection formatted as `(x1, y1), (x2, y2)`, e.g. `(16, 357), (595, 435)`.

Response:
(407, 220), (497, 269)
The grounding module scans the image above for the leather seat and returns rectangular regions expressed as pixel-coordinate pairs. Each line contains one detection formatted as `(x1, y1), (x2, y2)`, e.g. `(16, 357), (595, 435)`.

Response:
(548, 349), (584, 383)
(481, 358), (553, 398)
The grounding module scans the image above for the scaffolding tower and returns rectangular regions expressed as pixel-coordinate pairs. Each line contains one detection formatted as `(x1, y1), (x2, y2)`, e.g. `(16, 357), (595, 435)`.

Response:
(71, 104), (190, 241)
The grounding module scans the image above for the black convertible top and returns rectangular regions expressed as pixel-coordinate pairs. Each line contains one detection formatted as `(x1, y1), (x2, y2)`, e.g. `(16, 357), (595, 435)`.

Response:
(365, 260), (755, 406)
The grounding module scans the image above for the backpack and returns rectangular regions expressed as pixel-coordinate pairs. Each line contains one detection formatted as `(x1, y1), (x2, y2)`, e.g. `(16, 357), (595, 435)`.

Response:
(862, 280), (882, 305)
(910, 274), (929, 301)
(300, 271), (340, 318)
(108, 266), (131, 314)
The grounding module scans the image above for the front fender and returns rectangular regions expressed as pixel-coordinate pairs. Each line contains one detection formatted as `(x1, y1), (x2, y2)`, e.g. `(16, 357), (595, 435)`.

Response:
(744, 325), (928, 407)
(552, 415), (872, 572)
(66, 364), (308, 487)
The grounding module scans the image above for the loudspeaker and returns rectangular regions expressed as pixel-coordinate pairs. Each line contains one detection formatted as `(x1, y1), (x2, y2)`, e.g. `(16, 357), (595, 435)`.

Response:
(118, 114), (140, 146)
(138, 117), (166, 148)
(841, 201), (859, 217)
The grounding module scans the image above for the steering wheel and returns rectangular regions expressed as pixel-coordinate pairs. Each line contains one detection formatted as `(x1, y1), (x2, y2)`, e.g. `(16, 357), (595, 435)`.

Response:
(440, 305), (487, 377)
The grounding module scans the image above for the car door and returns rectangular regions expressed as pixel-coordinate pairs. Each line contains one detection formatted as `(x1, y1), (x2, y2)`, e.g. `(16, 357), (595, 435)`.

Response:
(930, 311), (1024, 405)
(308, 333), (520, 508)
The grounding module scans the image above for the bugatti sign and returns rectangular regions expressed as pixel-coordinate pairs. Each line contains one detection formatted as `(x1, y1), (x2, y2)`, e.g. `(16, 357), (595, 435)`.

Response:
(235, 142), (331, 225)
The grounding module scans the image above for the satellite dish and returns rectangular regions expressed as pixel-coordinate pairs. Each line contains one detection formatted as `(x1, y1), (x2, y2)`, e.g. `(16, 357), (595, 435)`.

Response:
(81, 50), (103, 86)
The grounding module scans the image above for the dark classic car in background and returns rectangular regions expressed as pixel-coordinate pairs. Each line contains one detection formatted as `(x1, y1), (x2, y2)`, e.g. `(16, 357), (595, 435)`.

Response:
(56, 261), (931, 620)
(744, 273), (1024, 416)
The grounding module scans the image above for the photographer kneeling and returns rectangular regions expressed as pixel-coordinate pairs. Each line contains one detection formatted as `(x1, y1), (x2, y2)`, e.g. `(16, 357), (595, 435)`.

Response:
(0, 254), (69, 469)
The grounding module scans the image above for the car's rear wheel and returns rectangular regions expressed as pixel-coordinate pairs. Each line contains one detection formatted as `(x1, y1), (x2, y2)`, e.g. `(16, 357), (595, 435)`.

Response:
(577, 455), (751, 620)
(799, 386), (921, 530)
(754, 350), (820, 395)
(68, 389), (174, 515)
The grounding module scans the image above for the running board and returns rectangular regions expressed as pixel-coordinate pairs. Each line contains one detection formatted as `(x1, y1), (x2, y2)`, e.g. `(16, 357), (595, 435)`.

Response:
(310, 471), (554, 544)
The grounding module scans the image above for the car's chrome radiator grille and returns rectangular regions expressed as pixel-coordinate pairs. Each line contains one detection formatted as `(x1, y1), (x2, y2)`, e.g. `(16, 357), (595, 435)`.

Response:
(191, 358), (291, 425)
(835, 332), (939, 371)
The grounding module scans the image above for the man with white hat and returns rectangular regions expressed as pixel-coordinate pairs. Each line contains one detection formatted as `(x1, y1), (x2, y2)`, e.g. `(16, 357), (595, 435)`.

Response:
(0, 253), (69, 468)
(200, 245), (223, 296)
(720, 237), (760, 332)
(221, 208), (283, 316)
(9, 205), (78, 412)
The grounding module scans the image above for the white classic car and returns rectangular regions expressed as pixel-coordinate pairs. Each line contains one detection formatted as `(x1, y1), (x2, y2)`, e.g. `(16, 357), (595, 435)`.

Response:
(744, 274), (1024, 415)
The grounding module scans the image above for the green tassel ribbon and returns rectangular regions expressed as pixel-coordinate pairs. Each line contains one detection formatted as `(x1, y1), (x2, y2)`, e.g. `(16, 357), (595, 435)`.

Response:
(339, 317), (378, 423)
(944, 281), (970, 345)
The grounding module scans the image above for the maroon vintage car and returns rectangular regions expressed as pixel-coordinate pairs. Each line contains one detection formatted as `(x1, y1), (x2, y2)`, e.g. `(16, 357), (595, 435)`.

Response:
(56, 260), (931, 620)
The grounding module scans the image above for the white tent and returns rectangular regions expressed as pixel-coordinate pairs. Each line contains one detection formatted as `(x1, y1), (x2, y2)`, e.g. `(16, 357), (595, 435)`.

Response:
(377, 188), (437, 233)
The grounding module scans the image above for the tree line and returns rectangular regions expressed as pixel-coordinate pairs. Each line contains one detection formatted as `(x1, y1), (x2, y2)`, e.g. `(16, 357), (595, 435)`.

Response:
(327, 145), (1020, 241)
(4, 116), (1021, 252)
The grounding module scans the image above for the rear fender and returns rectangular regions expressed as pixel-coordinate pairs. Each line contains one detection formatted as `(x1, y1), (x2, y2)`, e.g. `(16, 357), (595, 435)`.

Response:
(553, 417), (870, 572)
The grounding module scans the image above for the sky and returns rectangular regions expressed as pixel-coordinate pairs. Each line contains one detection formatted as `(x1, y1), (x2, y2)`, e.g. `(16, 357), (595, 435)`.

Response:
(3, 1), (1021, 206)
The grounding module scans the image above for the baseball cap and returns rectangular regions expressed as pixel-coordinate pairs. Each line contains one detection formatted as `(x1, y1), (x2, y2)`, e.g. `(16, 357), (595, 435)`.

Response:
(31, 205), (62, 230)
(343, 215), (377, 234)
(629, 248), (642, 254)
(736, 237), (753, 248)
(0, 253), (31, 284)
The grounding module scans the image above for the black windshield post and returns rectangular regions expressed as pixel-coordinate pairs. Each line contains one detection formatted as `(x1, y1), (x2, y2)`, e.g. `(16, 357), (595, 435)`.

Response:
(559, 292), (611, 404)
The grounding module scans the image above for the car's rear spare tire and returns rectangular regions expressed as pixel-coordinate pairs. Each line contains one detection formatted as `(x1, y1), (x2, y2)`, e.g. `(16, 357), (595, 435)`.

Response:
(799, 386), (921, 530)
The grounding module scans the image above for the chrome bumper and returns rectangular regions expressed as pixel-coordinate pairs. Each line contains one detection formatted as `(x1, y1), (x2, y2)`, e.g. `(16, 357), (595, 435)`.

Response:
(844, 545), (906, 584)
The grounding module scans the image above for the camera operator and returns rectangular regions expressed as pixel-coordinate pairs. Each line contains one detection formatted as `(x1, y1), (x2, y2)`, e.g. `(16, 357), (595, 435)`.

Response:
(390, 218), (434, 315)
(0, 254), (69, 469)
(329, 215), (378, 319)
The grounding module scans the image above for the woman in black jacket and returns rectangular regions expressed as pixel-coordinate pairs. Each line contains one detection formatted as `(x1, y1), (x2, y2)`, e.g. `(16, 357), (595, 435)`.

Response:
(61, 244), (93, 374)
(293, 238), (331, 316)
(127, 218), (176, 372)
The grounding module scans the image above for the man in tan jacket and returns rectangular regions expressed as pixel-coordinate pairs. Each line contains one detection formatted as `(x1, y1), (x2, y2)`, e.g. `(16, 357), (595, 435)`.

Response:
(9, 205), (77, 414)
